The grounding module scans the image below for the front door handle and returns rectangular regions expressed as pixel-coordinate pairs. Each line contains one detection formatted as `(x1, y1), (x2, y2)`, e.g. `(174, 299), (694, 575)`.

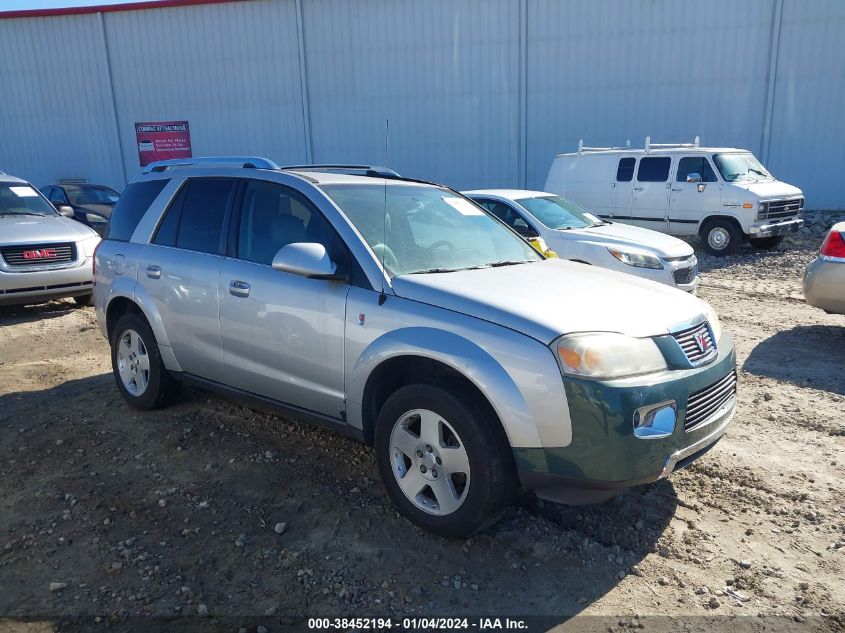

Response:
(146, 265), (161, 279)
(633, 186), (644, 191)
(671, 187), (683, 192)
(229, 280), (251, 298)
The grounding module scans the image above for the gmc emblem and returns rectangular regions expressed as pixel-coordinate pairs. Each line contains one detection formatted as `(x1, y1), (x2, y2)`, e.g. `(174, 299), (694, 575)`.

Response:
(23, 248), (58, 260)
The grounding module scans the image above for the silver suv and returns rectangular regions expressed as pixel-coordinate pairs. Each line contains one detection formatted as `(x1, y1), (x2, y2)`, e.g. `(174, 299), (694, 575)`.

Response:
(94, 157), (737, 537)
(1, 173), (100, 306)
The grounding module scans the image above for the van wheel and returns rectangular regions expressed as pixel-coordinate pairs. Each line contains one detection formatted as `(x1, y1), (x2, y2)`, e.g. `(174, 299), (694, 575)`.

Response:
(749, 235), (785, 250)
(110, 312), (181, 410)
(374, 384), (516, 538)
(700, 219), (742, 256)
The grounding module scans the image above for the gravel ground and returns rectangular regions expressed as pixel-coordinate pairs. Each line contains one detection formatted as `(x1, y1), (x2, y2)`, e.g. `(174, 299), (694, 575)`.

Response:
(0, 213), (843, 632)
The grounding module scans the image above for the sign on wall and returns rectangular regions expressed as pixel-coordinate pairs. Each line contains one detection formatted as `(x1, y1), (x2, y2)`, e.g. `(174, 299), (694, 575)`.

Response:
(135, 121), (192, 167)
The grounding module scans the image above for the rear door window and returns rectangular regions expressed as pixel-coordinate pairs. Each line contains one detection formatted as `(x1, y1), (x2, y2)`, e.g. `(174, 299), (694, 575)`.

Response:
(637, 157), (671, 182)
(173, 178), (236, 255)
(616, 157), (636, 182)
(106, 179), (169, 241)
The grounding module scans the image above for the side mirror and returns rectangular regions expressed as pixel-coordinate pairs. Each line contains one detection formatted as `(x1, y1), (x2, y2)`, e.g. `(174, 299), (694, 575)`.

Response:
(686, 173), (702, 183)
(272, 242), (342, 280)
(56, 205), (74, 217)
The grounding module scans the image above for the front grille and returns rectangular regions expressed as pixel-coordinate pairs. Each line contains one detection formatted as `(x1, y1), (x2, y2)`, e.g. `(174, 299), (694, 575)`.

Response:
(760, 198), (803, 221)
(673, 266), (697, 285)
(671, 322), (717, 366)
(685, 370), (737, 431)
(0, 243), (75, 268)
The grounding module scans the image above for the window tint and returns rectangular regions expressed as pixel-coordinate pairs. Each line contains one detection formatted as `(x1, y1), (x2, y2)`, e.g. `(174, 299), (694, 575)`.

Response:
(237, 180), (339, 266)
(637, 157), (671, 182)
(152, 184), (186, 247)
(175, 178), (235, 254)
(676, 157), (717, 183)
(105, 179), (169, 241)
(616, 157), (636, 182)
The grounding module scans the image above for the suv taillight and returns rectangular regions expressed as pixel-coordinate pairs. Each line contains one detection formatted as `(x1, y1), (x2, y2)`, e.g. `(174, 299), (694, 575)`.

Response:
(820, 230), (845, 260)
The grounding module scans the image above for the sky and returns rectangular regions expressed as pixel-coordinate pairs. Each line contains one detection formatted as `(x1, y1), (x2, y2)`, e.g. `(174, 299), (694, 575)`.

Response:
(0, 0), (168, 10)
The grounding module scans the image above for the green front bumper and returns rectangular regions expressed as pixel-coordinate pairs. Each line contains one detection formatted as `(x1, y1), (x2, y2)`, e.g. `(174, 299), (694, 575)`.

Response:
(515, 333), (737, 498)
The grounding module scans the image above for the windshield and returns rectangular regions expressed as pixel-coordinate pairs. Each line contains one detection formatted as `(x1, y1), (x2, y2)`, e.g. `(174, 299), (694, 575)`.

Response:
(0, 183), (58, 216)
(66, 185), (121, 205)
(321, 184), (542, 276)
(514, 195), (604, 229)
(713, 153), (773, 182)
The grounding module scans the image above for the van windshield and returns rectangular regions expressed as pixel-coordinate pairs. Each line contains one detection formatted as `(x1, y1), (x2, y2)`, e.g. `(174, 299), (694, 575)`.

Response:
(514, 195), (604, 230)
(0, 183), (58, 217)
(713, 153), (773, 183)
(321, 183), (542, 276)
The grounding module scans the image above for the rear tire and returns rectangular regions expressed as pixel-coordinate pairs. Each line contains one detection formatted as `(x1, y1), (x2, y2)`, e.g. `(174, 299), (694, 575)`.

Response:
(73, 293), (93, 307)
(700, 219), (742, 256)
(110, 312), (181, 410)
(749, 235), (785, 250)
(374, 383), (516, 538)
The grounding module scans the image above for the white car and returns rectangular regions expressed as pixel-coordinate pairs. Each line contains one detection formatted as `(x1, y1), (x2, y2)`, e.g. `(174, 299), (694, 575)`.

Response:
(543, 137), (804, 256)
(464, 189), (699, 293)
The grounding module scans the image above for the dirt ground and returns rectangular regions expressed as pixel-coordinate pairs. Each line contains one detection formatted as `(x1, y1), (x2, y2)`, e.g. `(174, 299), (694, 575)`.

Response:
(1, 215), (843, 633)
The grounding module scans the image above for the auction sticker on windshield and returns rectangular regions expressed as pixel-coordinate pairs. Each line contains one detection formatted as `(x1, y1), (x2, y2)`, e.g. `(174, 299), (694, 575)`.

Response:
(10, 186), (38, 197)
(444, 196), (484, 215)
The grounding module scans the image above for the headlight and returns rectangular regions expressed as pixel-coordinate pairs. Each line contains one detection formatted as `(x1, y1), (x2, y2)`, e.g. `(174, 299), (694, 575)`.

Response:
(756, 201), (767, 220)
(607, 248), (664, 269)
(702, 301), (723, 342)
(79, 235), (101, 257)
(554, 332), (668, 380)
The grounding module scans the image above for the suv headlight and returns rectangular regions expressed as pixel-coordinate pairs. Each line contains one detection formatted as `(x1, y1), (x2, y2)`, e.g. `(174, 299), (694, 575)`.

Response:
(79, 234), (101, 257)
(702, 301), (723, 342)
(554, 333), (668, 380)
(607, 248), (663, 269)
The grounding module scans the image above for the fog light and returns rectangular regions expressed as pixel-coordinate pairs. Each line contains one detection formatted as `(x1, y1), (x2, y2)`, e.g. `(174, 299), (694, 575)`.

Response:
(633, 400), (677, 439)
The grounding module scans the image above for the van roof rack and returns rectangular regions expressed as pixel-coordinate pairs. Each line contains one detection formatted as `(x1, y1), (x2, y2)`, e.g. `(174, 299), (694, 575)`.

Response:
(644, 135), (700, 153)
(280, 164), (401, 178)
(143, 156), (280, 173)
(577, 139), (632, 155)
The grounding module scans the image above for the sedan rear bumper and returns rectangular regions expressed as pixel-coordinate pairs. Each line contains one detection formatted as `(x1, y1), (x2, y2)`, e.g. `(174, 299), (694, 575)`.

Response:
(804, 256), (845, 315)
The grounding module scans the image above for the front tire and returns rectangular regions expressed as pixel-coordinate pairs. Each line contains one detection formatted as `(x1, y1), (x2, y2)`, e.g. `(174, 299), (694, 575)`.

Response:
(374, 384), (516, 538)
(700, 219), (742, 256)
(110, 312), (180, 410)
(749, 235), (785, 250)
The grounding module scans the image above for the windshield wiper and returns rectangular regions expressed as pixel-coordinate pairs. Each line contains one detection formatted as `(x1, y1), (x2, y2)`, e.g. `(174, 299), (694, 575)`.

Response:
(408, 267), (461, 274)
(0, 211), (44, 217)
(489, 260), (532, 267)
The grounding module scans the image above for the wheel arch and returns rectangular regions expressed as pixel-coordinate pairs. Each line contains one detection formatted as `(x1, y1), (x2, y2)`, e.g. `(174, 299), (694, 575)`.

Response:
(347, 328), (546, 450)
(699, 214), (744, 237)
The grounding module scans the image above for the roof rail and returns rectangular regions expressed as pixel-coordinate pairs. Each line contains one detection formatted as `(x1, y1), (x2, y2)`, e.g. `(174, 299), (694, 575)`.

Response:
(644, 135), (700, 154)
(280, 164), (401, 178)
(142, 156), (280, 173)
(577, 139), (631, 155)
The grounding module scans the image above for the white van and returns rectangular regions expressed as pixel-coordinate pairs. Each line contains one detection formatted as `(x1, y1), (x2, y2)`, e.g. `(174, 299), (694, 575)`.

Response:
(544, 137), (804, 255)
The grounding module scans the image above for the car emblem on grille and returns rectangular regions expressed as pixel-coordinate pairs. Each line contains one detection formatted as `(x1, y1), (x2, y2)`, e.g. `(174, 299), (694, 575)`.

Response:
(22, 248), (58, 259)
(694, 330), (709, 353)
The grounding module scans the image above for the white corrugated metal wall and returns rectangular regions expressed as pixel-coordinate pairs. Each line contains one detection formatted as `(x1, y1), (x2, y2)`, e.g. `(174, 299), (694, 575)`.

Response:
(0, 0), (843, 208)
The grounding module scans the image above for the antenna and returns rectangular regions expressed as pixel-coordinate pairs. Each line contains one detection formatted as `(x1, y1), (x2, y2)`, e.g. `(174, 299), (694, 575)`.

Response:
(379, 120), (389, 305)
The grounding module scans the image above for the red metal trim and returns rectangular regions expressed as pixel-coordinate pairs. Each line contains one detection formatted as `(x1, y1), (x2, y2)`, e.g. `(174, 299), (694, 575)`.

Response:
(0, 0), (246, 19)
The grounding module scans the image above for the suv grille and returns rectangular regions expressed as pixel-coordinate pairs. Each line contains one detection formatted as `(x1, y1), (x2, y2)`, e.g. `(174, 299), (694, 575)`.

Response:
(759, 198), (803, 221)
(0, 243), (76, 268)
(685, 370), (737, 431)
(673, 266), (697, 286)
(671, 322), (717, 366)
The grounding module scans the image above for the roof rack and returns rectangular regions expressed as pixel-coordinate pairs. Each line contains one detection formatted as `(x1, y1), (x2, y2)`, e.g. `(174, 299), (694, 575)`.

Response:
(577, 139), (631, 155)
(280, 164), (401, 178)
(143, 156), (280, 173)
(644, 135), (700, 154)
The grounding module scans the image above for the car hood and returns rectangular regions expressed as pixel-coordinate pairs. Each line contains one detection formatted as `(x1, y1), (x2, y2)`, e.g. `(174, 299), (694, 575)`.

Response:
(731, 180), (803, 199)
(391, 258), (707, 343)
(76, 203), (113, 218)
(552, 222), (694, 258)
(0, 213), (98, 245)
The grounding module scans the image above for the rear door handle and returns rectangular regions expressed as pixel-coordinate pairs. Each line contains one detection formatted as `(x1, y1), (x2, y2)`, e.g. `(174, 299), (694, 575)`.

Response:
(671, 187), (683, 192)
(229, 280), (251, 298)
(146, 265), (161, 279)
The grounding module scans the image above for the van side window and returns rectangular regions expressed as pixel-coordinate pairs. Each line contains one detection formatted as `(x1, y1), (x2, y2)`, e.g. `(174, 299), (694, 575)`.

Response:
(173, 178), (236, 254)
(637, 157), (671, 182)
(616, 158), (636, 182)
(676, 157), (718, 183)
(236, 180), (341, 266)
